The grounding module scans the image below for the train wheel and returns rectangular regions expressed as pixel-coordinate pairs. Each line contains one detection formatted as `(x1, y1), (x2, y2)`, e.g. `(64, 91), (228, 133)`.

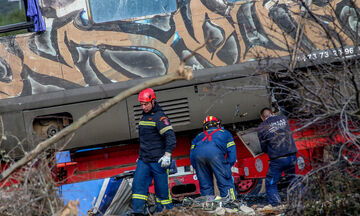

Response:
(236, 178), (263, 195)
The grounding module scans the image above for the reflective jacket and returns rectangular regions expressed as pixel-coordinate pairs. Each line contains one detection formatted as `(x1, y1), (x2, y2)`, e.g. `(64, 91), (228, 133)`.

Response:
(138, 102), (176, 163)
(257, 114), (298, 160)
(190, 127), (237, 166)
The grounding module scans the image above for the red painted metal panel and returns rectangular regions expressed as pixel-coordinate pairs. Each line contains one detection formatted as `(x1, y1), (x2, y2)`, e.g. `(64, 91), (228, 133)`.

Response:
(237, 154), (269, 179)
(56, 144), (140, 185)
(47, 120), (347, 195)
(169, 174), (200, 197)
(56, 134), (193, 185)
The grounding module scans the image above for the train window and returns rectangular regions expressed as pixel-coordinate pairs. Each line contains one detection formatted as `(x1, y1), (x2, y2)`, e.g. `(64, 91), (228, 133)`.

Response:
(87, 0), (177, 23)
(0, 0), (38, 36)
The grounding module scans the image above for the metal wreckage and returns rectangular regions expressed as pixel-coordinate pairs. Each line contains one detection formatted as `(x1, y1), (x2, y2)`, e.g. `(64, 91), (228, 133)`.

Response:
(0, 0), (359, 215)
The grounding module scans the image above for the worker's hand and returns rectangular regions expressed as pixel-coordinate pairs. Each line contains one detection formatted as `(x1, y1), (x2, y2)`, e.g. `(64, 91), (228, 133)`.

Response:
(158, 152), (171, 168)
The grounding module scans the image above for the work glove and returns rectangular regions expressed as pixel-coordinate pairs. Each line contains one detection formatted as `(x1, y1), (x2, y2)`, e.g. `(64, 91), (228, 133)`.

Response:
(158, 152), (171, 168)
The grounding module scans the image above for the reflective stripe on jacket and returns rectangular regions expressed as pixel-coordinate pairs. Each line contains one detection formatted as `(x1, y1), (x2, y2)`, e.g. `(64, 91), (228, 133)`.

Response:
(139, 102), (176, 163)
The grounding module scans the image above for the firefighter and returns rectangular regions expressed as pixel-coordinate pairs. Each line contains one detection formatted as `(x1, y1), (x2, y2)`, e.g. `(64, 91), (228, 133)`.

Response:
(190, 116), (237, 200)
(131, 88), (176, 215)
(257, 107), (298, 206)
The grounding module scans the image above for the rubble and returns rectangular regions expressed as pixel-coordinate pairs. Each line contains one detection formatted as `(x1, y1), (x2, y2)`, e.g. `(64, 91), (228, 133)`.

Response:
(256, 204), (285, 215)
(154, 204), (286, 216)
(153, 196), (287, 216)
(239, 205), (255, 215)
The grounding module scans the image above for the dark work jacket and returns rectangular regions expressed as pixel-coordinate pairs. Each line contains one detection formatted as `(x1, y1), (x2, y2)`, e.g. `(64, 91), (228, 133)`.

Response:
(257, 115), (297, 160)
(138, 102), (176, 163)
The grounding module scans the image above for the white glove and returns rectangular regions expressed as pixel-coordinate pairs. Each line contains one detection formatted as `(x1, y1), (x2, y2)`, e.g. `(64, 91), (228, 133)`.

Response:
(158, 152), (171, 168)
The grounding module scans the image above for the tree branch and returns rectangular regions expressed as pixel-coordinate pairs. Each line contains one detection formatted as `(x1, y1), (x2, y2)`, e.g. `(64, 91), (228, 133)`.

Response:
(0, 55), (196, 182)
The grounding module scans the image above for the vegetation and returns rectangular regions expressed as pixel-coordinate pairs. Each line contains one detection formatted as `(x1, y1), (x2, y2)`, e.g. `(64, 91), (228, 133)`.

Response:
(0, 152), (64, 215)
(287, 161), (360, 215)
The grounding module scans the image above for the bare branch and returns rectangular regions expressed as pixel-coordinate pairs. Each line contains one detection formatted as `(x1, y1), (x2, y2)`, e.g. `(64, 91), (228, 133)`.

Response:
(0, 55), (195, 182)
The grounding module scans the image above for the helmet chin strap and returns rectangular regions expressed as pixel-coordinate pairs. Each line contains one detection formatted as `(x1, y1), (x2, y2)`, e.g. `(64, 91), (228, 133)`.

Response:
(150, 100), (155, 110)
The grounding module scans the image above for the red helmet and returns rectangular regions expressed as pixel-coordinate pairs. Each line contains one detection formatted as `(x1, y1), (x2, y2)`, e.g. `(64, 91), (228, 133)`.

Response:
(203, 115), (220, 130)
(138, 88), (156, 102)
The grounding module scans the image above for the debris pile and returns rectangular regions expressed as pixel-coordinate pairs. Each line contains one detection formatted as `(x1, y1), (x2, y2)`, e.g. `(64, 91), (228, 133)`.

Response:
(286, 166), (360, 215)
(0, 153), (65, 216)
(154, 196), (286, 216)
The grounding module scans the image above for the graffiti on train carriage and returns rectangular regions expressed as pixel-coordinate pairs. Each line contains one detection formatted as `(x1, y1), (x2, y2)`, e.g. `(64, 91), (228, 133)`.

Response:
(0, 0), (359, 99)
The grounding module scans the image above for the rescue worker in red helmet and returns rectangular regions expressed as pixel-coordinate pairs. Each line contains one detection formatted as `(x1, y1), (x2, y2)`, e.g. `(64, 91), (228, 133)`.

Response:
(190, 116), (237, 200)
(132, 88), (176, 215)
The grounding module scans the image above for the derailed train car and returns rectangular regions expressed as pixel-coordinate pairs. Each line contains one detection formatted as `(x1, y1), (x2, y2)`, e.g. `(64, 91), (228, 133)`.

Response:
(0, 0), (278, 156)
(0, 0), (359, 197)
